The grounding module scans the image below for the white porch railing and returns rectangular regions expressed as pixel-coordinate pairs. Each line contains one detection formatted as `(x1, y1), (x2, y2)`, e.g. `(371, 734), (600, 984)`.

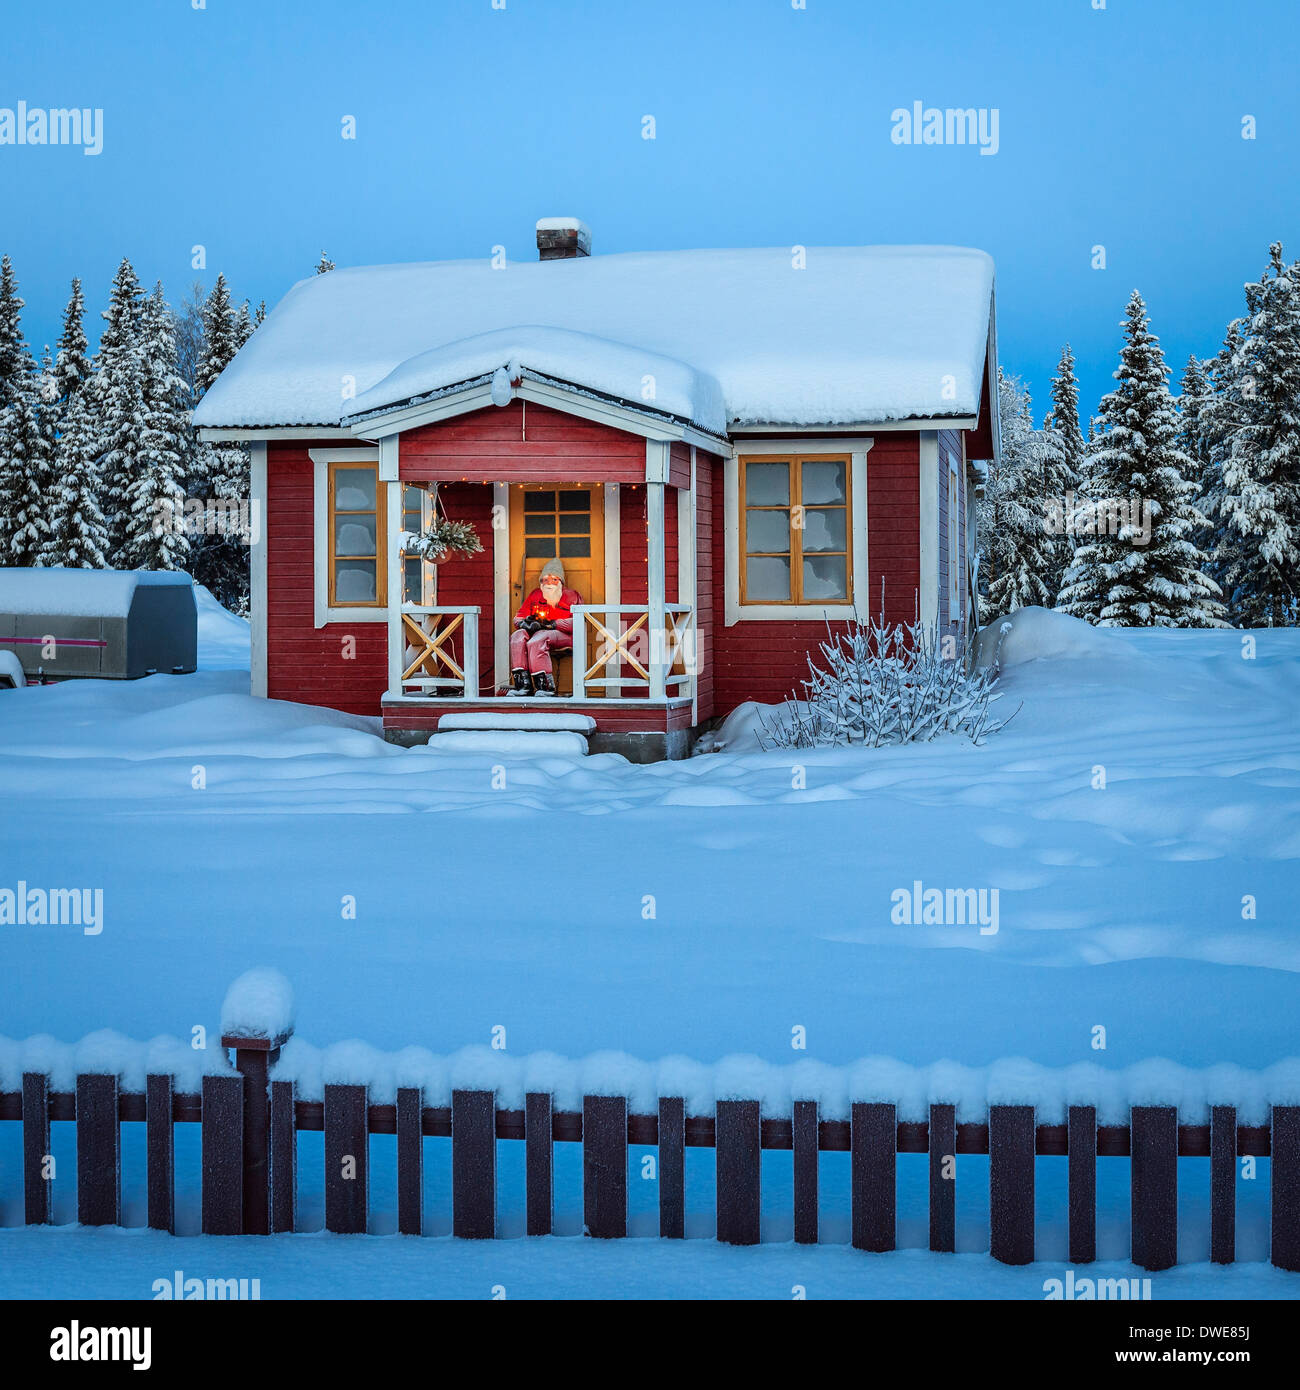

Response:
(570, 604), (695, 701)
(390, 604), (480, 697)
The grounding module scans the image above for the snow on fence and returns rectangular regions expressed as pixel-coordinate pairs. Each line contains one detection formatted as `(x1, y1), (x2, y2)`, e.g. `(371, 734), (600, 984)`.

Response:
(3, 978), (1300, 1271)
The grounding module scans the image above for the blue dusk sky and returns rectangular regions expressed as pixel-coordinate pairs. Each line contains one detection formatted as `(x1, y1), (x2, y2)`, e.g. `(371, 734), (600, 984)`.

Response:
(0, 0), (1296, 420)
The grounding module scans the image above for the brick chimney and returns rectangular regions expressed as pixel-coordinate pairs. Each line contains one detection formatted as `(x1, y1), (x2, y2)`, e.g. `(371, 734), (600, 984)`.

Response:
(536, 217), (591, 260)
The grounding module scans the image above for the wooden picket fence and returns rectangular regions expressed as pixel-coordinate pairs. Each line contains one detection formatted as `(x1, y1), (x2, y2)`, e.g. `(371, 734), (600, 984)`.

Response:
(3, 1032), (1300, 1272)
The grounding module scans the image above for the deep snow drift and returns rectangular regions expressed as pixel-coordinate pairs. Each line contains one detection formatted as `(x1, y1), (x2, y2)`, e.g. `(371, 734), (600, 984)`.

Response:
(1, 604), (1297, 1293)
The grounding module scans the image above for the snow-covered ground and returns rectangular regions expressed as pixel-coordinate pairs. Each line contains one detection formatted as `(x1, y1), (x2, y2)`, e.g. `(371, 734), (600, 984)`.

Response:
(3, 1225), (1295, 1301)
(1, 594), (1297, 1295)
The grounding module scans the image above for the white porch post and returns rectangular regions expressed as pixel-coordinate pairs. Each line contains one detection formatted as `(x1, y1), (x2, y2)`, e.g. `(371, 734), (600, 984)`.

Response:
(386, 479), (403, 698)
(647, 478), (667, 700)
(463, 609), (480, 699)
(248, 442), (268, 699)
(571, 606), (588, 701)
(680, 447), (698, 720)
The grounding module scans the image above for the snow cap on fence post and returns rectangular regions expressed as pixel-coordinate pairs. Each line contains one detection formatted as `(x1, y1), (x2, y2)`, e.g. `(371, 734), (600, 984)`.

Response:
(220, 968), (295, 1053)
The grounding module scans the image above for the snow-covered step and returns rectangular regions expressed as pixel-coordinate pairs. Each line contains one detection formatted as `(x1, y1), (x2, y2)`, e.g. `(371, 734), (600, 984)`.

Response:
(425, 729), (589, 757)
(437, 711), (597, 733)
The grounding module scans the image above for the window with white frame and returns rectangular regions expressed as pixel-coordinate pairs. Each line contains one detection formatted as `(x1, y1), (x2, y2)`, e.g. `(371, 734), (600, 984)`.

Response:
(739, 454), (852, 604)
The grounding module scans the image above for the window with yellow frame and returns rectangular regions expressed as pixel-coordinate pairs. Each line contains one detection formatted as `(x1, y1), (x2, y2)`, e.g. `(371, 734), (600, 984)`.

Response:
(327, 461), (386, 607)
(739, 455), (852, 604)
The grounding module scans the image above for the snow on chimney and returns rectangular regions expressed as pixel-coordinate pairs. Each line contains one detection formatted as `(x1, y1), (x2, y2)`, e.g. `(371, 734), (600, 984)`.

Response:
(536, 218), (591, 260)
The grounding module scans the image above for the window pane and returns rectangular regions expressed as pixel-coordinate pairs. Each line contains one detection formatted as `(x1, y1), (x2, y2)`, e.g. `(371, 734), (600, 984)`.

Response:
(558, 492), (590, 512)
(558, 513), (591, 535)
(523, 491), (556, 512)
(802, 507), (846, 552)
(746, 508), (790, 553)
(747, 555), (791, 600)
(524, 536), (555, 558)
(803, 554), (848, 601)
(801, 460), (846, 505)
(524, 516), (555, 537)
(745, 462), (789, 505)
(334, 514), (377, 556)
(558, 536), (590, 558)
(403, 556), (422, 601)
(335, 468), (375, 510)
(335, 559), (377, 603)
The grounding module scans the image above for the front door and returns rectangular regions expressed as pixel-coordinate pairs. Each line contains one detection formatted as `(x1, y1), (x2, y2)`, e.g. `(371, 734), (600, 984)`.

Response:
(508, 484), (605, 612)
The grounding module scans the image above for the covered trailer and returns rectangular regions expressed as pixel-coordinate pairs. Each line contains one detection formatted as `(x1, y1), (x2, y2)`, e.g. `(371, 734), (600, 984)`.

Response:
(0, 568), (197, 681)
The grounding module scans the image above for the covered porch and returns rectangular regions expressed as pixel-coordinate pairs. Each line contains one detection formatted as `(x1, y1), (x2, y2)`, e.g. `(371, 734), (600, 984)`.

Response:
(375, 420), (707, 758)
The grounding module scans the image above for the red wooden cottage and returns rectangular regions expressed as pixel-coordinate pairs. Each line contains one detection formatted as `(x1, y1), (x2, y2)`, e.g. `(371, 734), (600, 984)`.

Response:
(194, 221), (1000, 760)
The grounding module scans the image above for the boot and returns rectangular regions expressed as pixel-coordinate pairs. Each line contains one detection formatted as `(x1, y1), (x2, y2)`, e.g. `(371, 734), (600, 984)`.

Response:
(508, 668), (530, 696)
(531, 671), (556, 697)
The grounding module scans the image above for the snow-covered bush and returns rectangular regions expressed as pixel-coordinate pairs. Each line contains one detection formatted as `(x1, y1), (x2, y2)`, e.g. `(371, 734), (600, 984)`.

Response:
(758, 613), (1017, 750)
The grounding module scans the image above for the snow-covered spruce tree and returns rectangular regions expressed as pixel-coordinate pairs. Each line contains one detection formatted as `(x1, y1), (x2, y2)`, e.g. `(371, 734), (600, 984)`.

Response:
(93, 257), (146, 558)
(52, 278), (92, 411)
(1176, 355), (1222, 570)
(976, 369), (1055, 618)
(189, 272), (253, 607)
(1041, 344), (1086, 601)
(1057, 290), (1225, 627)
(122, 284), (190, 570)
(0, 255), (53, 565)
(1213, 244), (1300, 626)
(45, 386), (108, 568)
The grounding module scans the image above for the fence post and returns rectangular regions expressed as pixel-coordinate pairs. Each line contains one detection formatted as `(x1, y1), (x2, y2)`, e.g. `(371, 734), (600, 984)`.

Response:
(1210, 1104), (1236, 1265)
(658, 1096), (685, 1239)
(1271, 1105), (1300, 1272)
(525, 1091), (553, 1236)
(324, 1083), (369, 1234)
(222, 1025), (291, 1236)
(146, 1073), (174, 1234)
(716, 1099), (761, 1245)
(929, 1103), (956, 1253)
(21, 1073), (50, 1226)
(1131, 1105), (1178, 1271)
(1068, 1104), (1097, 1264)
(583, 1094), (627, 1239)
(397, 1086), (424, 1237)
(76, 1073), (120, 1227)
(989, 1104), (1035, 1265)
(452, 1089), (496, 1239)
(201, 1073), (244, 1235)
(793, 1100), (819, 1245)
(851, 1101), (895, 1252)
(269, 1078), (296, 1234)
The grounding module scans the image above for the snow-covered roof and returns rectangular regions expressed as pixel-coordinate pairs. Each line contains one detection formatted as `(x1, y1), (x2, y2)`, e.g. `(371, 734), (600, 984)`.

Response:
(0, 567), (193, 618)
(193, 246), (995, 436)
(346, 326), (726, 429)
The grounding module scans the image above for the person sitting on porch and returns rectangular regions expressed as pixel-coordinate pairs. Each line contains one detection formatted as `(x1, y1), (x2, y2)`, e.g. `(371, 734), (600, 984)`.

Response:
(509, 558), (582, 696)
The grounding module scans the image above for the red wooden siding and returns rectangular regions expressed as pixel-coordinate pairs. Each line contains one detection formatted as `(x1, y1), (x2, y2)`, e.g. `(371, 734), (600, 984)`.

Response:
(431, 483), (496, 694)
(619, 485), (648, 606)
(400, 401), (645, 484)
(866, 434), (922, 627)
(709, 434), (921, 713)
(669, 441), (691, 491)
(265, 441), (387, 717)
(664, 484), (679, 605)
(694, 452), (717, 722)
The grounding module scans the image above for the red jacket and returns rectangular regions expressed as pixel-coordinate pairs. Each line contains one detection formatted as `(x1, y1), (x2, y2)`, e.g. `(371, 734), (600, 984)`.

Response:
(514, 587), (581, 633)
